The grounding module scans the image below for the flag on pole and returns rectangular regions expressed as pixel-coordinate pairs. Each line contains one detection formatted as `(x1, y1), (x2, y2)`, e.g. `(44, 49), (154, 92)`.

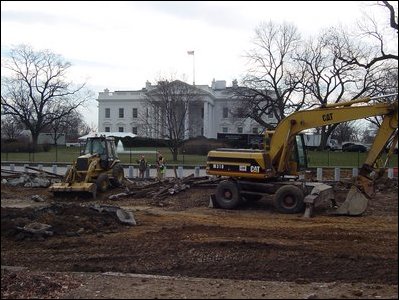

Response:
(187, 50), (194, 55)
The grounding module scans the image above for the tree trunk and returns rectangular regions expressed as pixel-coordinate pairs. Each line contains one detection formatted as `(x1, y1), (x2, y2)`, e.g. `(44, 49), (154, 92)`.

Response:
(318, 126), (329, 151)
(172, 148), (178, 162)
(31, 131), (40, 152)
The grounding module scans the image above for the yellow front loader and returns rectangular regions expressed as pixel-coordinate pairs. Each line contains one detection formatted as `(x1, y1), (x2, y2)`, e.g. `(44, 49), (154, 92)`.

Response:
(49, 136), (125, 199)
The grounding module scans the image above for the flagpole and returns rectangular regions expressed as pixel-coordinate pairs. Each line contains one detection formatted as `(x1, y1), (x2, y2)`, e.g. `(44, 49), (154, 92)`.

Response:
(187, 50), (195, 86)
(192, 52), (195, 86)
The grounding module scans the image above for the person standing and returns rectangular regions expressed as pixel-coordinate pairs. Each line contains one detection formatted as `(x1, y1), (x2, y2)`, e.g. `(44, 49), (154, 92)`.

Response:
(156, 152), (165, 180)
(137, 155), (147, 179)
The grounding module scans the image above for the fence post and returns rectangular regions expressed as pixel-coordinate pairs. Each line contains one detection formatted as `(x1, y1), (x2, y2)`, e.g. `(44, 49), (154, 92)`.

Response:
(317, 168), (323, 181)
(334, 167), (340, 181)
(38, 164), (43, 171)
(129, 166), (134, 179)
(178, 166), (183, 178)
(52, 165), (57, 175)
(195, 166), (200, 177)
(387, 168), (394, 179)
(10, 164), (15, 171)
(352, 168), (358, 177)
(24, 164), (28, 172)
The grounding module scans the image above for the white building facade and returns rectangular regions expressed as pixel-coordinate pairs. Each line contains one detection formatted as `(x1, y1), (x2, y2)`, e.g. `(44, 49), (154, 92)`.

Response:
(97, 79), (277, 139)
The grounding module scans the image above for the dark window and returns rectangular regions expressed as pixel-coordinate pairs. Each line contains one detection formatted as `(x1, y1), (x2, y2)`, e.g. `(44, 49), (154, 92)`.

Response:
(132, 127), (138, 134)
(222, 127), (228, 133)
(119, 108), (124, 118)
(118, 127), (124, 132)
(105, 127), (110, 132)
(132, 108), (138, 118)
(223, 107), (228, 118)
(237, 127), (243, 134)
(105, 108), (110, 118)
(252, 127), (258, 134)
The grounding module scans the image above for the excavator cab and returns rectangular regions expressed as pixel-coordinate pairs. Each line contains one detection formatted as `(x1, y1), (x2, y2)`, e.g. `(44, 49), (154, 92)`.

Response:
(290, 135), (308, 173)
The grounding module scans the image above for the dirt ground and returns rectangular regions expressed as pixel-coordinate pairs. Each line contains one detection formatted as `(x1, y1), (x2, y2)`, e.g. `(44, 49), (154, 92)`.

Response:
(1, 174), (398, 299)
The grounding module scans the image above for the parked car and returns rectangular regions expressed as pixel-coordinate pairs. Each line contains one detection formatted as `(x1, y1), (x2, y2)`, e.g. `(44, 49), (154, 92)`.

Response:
(341, 142), (355, 151)
(343, 144), (368, 152)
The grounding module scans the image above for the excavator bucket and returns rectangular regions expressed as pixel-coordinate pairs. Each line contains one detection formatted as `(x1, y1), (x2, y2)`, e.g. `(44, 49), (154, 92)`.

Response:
(49, 182), (97, 199)
(331, 185), (369, 216)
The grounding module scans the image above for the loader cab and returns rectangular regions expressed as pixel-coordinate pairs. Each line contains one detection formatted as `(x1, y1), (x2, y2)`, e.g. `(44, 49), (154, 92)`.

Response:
(84, 137), (106, 156)
(82, 136), (119, 170)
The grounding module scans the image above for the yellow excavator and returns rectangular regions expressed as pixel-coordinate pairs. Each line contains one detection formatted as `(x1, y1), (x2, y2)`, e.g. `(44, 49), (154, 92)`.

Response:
(206, 94), (398, 217)
(49, 135), (125, 198)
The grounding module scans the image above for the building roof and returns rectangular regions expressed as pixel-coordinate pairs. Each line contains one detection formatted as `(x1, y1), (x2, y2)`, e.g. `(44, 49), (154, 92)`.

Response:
(78, 132), (136, 140)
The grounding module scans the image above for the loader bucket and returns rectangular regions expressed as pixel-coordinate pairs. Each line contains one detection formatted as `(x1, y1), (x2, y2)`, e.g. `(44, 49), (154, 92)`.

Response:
(331, 185), (369, 216)
(49, 182), (97, 199)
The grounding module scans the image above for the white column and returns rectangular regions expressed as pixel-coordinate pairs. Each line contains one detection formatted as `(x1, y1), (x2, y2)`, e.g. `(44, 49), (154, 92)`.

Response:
(203, 101), (209, 137)
(184, 102), (189, 139)
(210, 104), (215, 138)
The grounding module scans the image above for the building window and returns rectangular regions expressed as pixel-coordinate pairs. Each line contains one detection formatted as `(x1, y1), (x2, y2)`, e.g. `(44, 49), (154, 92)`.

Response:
(223, 107), (228, 118)
(118, 127), (124, 132)
(105, 108), (110, 118)
(252, 127), (258, 134)
(201, 108), (204, 119)
(222, 127), (228, 133)
(132, 127), (137, 134)
(119, 108), (124, 118)
(105, 127), (110, 132)
(237, 127), (243, 134)
(132, 108), (138, 118)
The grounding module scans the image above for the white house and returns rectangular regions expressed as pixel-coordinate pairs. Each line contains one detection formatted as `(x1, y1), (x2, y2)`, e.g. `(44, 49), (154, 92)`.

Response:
(97, 79), (277, 139)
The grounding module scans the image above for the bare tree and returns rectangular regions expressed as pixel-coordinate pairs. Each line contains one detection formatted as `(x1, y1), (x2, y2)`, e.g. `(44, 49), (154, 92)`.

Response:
(1, 115), (23, 140)
(44, 110), (89, 145)
(331, 121), (363, 144)
(1, 44), (92, 150)
(142, 79), (201, 161)
(295, 29), (388, 149)
(382, 0), (398, 30)
(335, 1), (398, 69)
(233, 21), (308, 130)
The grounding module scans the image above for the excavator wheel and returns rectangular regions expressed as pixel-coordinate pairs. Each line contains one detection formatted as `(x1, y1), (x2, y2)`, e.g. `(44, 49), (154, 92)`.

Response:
(110, 164), (124, 187)
(96, 173), (110, 192)
(274, 185), (305, 214)
(215, 180), (241, 209)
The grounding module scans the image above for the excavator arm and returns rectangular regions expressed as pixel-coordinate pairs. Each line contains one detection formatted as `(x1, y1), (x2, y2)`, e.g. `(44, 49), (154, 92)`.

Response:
(270, 96), (397, 173)
(269, 95), (398, 215)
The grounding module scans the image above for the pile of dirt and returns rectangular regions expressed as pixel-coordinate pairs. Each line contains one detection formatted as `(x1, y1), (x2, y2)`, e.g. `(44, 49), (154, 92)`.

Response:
(1, 203), (131, 240)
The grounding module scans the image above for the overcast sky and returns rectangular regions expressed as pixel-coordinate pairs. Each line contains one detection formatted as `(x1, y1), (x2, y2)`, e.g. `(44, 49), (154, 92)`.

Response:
(1, 1), (394, 127)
